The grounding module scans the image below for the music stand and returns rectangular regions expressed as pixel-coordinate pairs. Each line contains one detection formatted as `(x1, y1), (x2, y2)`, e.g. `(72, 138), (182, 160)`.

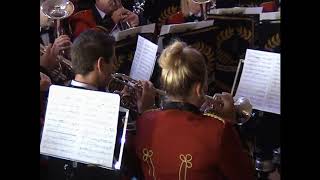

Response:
(231, 49), (281, 179)
(40, 85), (130, 180)
(231, 58), (244, 96)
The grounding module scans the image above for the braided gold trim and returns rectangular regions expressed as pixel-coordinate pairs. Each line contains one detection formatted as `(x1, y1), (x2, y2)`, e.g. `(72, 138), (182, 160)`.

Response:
(142, 148), (156, 180)
(179, 154), (192, 180)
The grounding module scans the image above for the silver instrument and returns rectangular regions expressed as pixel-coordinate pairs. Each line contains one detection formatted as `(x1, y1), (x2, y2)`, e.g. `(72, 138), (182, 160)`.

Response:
(41, 0), (75, 37)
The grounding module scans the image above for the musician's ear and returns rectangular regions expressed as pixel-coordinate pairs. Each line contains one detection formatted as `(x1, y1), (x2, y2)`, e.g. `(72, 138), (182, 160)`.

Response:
(195, 82), (203, 97)
(96, 57), (105, 73)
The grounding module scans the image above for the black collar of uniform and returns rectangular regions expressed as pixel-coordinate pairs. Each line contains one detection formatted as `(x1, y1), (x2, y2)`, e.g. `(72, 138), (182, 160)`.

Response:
(92, 5), (114, 27)
(40, 27), (52, 34)
(185, 15), (203, 23)
(161, 101), (201, 114)
(92, 5), (103, 24)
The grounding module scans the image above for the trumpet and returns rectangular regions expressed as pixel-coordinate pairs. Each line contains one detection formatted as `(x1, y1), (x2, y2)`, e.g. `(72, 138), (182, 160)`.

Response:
(40, 43), (72, 68)
(109, 73), (253, 124)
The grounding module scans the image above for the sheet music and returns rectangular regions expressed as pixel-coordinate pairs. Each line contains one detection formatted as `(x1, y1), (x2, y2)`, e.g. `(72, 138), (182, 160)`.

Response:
(260, 12), (281, 21)
(113, 23), (155, 41)
(244, 7), (263, 14)
(129, 35), (158, 81)
(40, 85), (120, 168)
(235, 49), (280, 114)
(160, 20), (214, 36)
(209, 7), (262, 15)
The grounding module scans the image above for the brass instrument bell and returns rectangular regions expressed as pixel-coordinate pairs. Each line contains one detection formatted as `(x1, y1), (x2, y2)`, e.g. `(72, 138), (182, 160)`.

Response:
(234, 97), (253, 125)
(202, 95), (253, 125)
(41, 0), (75, 37)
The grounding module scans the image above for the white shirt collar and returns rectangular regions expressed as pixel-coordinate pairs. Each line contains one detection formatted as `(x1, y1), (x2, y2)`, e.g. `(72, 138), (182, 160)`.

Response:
(95, 5), (106, 19)
(71, 80), (98, 91)
(189, 11), (202, 17)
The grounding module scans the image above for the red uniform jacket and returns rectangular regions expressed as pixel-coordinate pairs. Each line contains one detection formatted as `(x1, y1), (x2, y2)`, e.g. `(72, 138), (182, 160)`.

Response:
(68, 7), (115, 39)
(166, 11), (186, 24)
(69, 9), (96, 39)
(260, 1), (278, 12)
(135, 109), (255, 180)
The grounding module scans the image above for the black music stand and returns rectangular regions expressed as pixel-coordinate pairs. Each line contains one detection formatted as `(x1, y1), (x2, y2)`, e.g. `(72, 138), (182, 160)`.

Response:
(231, 56), (281, 180)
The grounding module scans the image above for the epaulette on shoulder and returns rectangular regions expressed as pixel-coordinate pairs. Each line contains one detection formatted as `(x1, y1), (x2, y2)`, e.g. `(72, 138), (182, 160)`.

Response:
(95, 25), (109, 33)
(203, 113), (225, 124)
(142, 108), (161, 114)
(71, 10), (91, 18)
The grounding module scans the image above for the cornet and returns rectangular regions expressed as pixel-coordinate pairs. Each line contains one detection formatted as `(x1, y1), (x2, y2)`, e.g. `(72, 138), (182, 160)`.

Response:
(109, 73), (253, 125)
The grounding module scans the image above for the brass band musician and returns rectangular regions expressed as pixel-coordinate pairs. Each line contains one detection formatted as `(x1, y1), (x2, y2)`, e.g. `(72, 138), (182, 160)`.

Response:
(134, 40), (255, 180)
(40, 0), (280, 179)
(44, 29), (155, 180)
(69, 0), (140, 39)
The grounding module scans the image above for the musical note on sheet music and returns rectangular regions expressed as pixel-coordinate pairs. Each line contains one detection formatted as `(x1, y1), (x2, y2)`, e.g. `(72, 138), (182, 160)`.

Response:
(129, 35), (158, 81)
(40, 85), (120, 168)
(234, 49), (280, 114)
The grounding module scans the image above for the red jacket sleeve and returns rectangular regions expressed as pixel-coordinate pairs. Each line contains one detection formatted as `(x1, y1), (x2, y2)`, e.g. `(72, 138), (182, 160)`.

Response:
(217, 122), (256, 180)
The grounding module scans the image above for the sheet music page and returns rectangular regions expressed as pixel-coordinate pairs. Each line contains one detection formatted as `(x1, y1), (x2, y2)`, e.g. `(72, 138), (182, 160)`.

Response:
(159, 20), (214, 36)
(113, 23), (155, 41)
(129, 35), (158, 80)
(260, 12), (281, 20)
(40, 85), (120, 168)
(244, 7), (263, 14)
(210, 7), (262, 15)
(234, 49), (280, 114)
(210, 7), (245, 15)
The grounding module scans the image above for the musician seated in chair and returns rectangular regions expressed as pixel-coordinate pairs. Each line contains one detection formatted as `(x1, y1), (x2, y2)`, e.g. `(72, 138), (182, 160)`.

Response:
(134, 40), (255, 180)
(44, 29), (155, 180)
(69, 0), (140, 39)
